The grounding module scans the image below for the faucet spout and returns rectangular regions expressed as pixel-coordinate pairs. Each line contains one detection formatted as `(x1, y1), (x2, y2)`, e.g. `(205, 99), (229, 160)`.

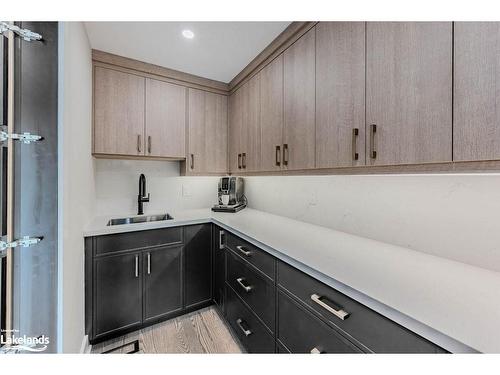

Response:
(138, 174), (150, 215)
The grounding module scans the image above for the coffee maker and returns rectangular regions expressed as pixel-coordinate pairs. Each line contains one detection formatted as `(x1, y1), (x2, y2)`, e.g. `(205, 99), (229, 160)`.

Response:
(211, 177), (246, 212)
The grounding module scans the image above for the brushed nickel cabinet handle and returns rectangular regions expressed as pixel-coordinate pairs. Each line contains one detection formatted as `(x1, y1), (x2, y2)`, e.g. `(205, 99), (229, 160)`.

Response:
(219, 230), (225, 250)
(190, 153), (194, 170)
(352, 128), (359, 161)
(135, 255), (139, 278)
(236, 245), (251, 257)
(236, 318), (252, 337)
(242, 153), (246, 169)
(275, 145), (281, 166)
(283, 144), (288, 166)
(147, 252), (151, 275)
(310, 347), (323, 354)
(236, 277), (252, 293)
(311, 293), (349, 320)
(238, 153), (242, 169)
(369, 124), (377, 159)
(147, 135), (152, 154)
(137, 134), (142, 153)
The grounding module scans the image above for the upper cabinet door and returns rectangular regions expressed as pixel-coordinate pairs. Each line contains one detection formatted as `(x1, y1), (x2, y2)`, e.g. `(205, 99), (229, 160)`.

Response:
(188, 88), (207, 173)
(454, 22), (500, 161)
(93, 67), (145, 156)
(188, 88), (228, 173)
(316, 22), (366, 168)
(229, 88), (243, 173)
(204, 91), (228, 173)
(260, 55), (284, 172)
(284, 27), (316, 170)
(366, 22), (452, 165)
(145, 79), (186, 158)
(241, 75), (261, 172)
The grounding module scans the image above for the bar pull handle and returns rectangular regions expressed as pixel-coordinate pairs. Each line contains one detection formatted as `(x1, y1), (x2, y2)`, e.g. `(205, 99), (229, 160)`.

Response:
(190, 153), (194, 170)
(137, 134), (142, 153)
(310, 293), (349, 321)
(219, 230), (225, 250)
(135, 255), (139, 278)
(310, 347), (324, 354)
(283, 144), (288, 166)
(236, 277), (252, 293)
(236, 245), (251, 257)
(238, 153), (242, 169)
(275, 145), (281, 166)
(242, 153), (246, 169)
(352, 128), (359, 161)
(147, 252), (151, 275)
(147, 135), (152, 154)
(369, 124), (377, 159)
(236, 318), (252, 337)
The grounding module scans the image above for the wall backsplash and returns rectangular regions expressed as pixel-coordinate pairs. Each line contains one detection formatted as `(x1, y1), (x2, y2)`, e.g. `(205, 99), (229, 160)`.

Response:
(94, 159), (221, 215)
(94, 161), (500, 272)
(243, 174), (500, 273)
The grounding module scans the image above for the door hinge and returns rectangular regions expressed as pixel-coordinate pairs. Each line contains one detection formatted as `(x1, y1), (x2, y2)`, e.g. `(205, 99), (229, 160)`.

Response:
(0, 130), (43, 144)
(0, 236), (43, 251)
(0, 21), (42, 42)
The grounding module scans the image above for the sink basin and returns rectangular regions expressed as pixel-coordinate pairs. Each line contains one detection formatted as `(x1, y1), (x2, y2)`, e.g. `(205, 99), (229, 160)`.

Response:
(107, 214), (174, 226)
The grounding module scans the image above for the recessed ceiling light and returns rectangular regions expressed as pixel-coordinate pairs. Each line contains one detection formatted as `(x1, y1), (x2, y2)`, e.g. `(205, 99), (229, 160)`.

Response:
(182, 29), (195, 39)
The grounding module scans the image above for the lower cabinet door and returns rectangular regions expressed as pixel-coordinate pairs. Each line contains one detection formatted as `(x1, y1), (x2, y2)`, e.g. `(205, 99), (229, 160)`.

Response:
(213, 227), (226, 311)
(225, 286), (275, 353)
(94, 252), (143, 338)
(185, 224), (212, 308)
(143, 245), (183, 322)
(278, 290), (362, 353)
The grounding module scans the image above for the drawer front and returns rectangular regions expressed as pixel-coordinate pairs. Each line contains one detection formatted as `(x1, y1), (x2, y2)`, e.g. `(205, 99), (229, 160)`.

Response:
(226, 250), (275, 331)
(95, 227), (182, 255)
(226, 232), (275, 279)
(225, 287), (275, 353)
(278, 290), (361, 354)
(278, 261), (446, 353)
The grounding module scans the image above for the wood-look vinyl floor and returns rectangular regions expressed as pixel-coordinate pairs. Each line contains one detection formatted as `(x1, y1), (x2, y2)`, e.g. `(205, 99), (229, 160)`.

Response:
(91, 307), (244, 354)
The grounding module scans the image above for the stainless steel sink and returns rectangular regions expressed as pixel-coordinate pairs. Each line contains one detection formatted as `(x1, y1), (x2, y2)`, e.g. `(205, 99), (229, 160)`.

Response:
(107, 214), (173, 226)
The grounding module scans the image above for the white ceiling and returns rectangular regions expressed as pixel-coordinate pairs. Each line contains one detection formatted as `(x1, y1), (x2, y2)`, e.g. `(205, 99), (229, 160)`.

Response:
(84, 22), (291, 83)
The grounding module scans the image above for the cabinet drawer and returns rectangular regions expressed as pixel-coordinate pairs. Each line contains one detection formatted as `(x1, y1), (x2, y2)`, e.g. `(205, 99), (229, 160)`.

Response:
(225, 286), (275, 353)
(225, 232), (275, 279)
(278, 290), (362, 353)
(278, 261), (446, 353)
(226, 250), (275, 331)
(95, 227), (182, 255)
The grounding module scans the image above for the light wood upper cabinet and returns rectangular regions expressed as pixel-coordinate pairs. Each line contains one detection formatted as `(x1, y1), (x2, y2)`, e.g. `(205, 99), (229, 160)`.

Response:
(229, 88), (243, 173)
(93, 67), (145, 156)
(260, 55), (284, 172)
(366, 22), (453, 166)
(454, 22), (500, 161)
(241, 74), (261, 172)
(187, 88), (228, 173)
(316, 22), (366, 168)
(205, 91), (228, 173)
(145, 79), (186, 158)
(284, 27), (316, 170)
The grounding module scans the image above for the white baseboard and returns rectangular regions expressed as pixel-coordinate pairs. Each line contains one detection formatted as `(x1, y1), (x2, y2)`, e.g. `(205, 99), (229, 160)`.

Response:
(80, 335), (92, 354)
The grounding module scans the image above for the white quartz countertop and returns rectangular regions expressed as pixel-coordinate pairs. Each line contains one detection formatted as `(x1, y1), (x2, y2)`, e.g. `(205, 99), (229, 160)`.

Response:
(84, 208), (500, 353)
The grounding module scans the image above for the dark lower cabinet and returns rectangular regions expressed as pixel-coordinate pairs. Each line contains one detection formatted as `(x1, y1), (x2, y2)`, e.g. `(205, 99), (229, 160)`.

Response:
(94, 252), (143, 339)
(184, 224), (212, 308)
(277, 290), (362, 353)
(213, 227), (226, 311)
(143, 245), (183, 322)
(225, 286), (275, 353)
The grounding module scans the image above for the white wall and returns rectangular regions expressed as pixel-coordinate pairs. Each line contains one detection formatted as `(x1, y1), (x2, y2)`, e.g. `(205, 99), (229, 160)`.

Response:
(59, 22), (95, 353)
(94, 159), (220, 216)
(244, 174), (500, 273)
